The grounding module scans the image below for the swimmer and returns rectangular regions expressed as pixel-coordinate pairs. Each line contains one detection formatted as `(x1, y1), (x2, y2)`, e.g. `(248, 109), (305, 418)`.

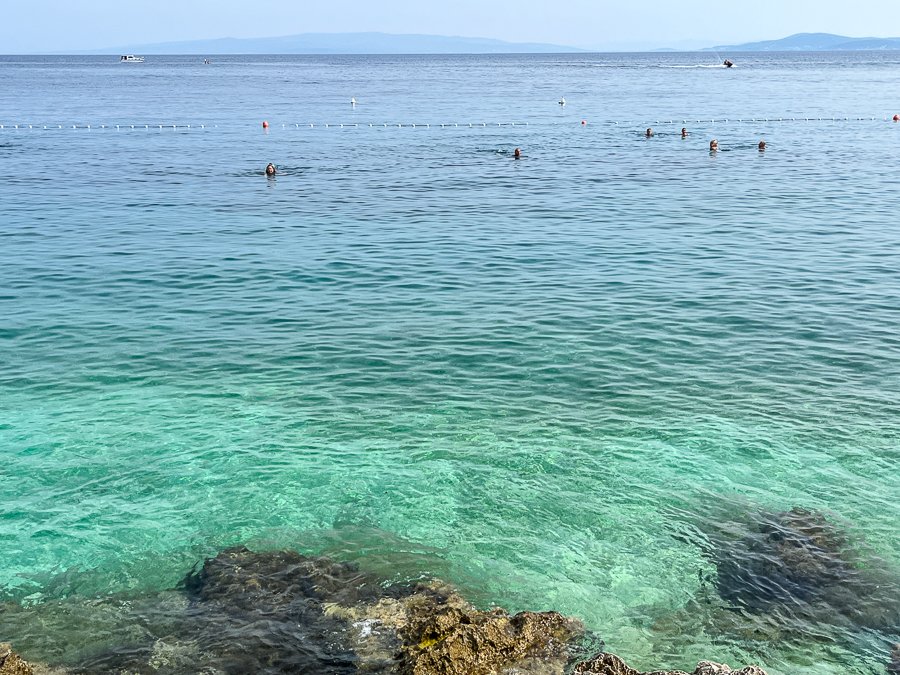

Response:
(514, 147), (521, 159)
(265, 163), (277, 176)
(709, 139), (718, 151)
(758, 140), (766, 151)
(646, 128), (653, 137)
(681, 127), (688, 138)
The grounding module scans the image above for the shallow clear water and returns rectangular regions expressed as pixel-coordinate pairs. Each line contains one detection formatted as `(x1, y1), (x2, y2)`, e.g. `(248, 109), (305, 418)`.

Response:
(1, 53), (899, 674)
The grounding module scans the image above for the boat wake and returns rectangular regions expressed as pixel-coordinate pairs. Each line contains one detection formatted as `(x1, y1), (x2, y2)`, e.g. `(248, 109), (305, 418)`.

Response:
(662, 64), (734, 69)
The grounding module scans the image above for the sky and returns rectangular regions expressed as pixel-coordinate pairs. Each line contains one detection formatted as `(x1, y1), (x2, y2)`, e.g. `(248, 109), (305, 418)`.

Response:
(2, 0), (899, 53)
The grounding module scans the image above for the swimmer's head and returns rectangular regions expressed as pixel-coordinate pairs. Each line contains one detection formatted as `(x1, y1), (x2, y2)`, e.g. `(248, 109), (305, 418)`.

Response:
(265, 163), (276, 176)
(709, 139), (718, 151)
(681, 127), (687, 137)
(758, 140), (766, 151)
(646, 128), (653, 137)
(514, 147), (521, 159)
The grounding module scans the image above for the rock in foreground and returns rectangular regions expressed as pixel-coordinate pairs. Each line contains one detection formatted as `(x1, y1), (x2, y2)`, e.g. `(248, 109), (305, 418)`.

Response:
(4, 546), (771, 675)
(0, 644), (33, 675)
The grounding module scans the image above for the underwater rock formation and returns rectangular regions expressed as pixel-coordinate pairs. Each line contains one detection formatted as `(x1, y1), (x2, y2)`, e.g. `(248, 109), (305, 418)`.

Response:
(705, 507), (900, 632)
(889, 643), (900, 674)
(573, 652), (767, 675)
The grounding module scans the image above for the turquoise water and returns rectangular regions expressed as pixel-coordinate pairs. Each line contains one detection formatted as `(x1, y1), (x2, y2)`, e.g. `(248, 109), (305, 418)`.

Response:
(1, 53), (899, 673)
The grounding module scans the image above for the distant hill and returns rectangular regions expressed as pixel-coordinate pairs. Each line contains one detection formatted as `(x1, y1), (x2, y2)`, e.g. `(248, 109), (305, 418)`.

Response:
(84, 32), (585, 55)
(705, 32), (900, 52)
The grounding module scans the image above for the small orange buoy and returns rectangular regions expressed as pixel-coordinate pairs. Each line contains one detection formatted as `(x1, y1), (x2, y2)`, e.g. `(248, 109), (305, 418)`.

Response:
(262, 120), (269, 129)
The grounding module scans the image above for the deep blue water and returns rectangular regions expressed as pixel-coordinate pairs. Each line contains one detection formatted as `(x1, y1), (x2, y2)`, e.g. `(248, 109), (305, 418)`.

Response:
(1, 53), (899, 674)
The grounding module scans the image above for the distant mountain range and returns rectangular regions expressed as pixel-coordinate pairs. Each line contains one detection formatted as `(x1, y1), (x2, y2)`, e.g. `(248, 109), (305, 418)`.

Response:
(703, 32), (900, 52)
(76, 31), (900, 56)
(87, 32), (585, 55)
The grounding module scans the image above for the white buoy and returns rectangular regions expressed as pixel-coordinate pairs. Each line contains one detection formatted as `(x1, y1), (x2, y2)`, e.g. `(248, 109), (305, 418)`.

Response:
(351, 97), (357, 106)
(559, 97), (566, 106)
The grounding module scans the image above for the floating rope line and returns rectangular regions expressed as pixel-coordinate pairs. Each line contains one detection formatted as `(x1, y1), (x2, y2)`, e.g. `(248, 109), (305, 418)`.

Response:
(648, 117), (887, 124)
(0, 124), (214, 130)
(1, 117), (896, 131)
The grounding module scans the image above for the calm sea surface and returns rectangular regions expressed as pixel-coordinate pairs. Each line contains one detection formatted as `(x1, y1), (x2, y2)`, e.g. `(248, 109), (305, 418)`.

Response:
(1, 53), (899, 673)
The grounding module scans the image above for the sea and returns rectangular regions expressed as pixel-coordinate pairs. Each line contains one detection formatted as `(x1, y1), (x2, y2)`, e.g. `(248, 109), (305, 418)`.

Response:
(1, 52), (899, 674)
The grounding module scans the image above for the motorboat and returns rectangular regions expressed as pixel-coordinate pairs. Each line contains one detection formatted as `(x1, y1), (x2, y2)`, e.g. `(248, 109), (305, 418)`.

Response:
(120, 55), (145, 63)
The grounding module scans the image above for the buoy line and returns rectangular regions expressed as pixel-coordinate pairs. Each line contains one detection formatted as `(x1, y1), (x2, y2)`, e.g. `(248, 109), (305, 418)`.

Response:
(1, 116), (897, 132)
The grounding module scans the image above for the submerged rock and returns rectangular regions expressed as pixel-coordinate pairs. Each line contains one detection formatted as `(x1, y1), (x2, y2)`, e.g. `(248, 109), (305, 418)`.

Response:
(573, 652), (767, 675)
(889, 643), (900, 674)
(705, 507), (900, 632)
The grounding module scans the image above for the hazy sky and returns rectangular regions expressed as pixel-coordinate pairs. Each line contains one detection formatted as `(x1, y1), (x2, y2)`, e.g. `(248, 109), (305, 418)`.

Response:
(2, 0), (899, 53)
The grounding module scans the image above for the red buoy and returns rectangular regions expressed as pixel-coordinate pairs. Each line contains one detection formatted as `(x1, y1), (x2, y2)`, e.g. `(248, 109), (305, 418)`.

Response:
(893, 114), (899, 122)
(262, 120), (269, 129)
(581, 120), (587, 125)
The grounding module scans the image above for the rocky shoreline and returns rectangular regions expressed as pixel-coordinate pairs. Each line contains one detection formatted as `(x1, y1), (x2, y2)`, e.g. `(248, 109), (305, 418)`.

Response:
(2, 546), (769, 675)
(3, 505), (898, 674)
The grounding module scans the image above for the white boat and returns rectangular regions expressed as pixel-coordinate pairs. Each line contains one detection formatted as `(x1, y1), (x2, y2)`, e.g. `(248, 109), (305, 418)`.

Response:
(120, 55), (144, 63)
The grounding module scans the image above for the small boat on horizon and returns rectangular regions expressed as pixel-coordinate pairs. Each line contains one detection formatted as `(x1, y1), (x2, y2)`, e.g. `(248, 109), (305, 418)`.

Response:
(120, 55), (145, 63)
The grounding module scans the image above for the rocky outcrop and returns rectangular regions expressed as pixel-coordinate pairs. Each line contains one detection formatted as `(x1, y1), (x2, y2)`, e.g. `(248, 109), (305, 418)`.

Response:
(2, 546), (773, 675)
(63, 547), (586, 674)
(573, 652), (767, 675)
(0, 645), (33, 675)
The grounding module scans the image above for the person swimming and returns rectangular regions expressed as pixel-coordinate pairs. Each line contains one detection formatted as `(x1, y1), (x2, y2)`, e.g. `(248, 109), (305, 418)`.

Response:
(646, 128), (653, 137)
(758, 140), (766, 151)
(709, 139), (718, 151)
(265, 163), (277, 176)
(681, 127), (688, 138)
(513, 147), (521, 159)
